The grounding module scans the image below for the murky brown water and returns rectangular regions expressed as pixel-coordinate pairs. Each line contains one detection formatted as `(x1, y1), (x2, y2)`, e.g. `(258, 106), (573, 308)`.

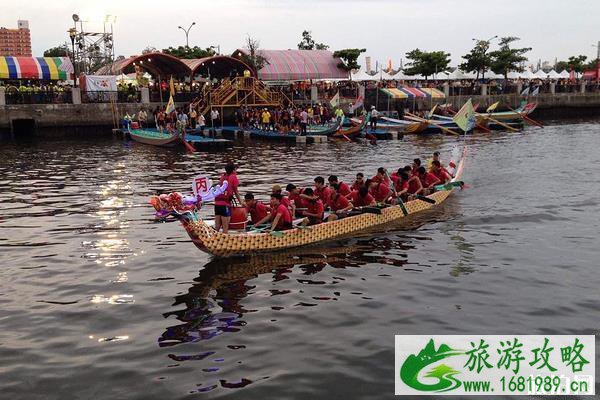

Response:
(1, 123), (598, 399)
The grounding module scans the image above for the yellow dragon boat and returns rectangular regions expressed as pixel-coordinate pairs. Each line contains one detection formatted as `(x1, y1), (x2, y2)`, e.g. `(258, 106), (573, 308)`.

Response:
(164, 149), (467, 258)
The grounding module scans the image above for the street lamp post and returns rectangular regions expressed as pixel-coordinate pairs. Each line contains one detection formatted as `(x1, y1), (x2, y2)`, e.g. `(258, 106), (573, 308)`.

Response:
(68, 28), (78, 87)
(177, 22), (196, 47)
(472, 35), (498, 80)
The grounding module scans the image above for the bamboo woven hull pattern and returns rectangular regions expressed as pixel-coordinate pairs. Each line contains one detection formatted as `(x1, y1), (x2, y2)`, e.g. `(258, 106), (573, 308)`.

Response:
(180, 152), (466, 257)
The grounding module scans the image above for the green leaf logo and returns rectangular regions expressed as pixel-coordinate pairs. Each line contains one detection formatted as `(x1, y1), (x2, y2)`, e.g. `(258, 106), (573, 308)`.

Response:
(400, 339), (464, 392)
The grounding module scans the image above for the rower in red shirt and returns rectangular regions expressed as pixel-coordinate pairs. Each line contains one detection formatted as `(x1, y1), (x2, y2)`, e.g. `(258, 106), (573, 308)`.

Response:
(430, 160), (451, 184)
(313, 176), (333, 207)
(417, 166), (441, 195)
(350, 172), (365, 193)
(271, 184), (291, 208)
(371, 167), (391, 185)
(368, 178), (392, 203)
(244, 192), (269, 225)
(328, 175), (351, 197)
(327, 183), (354, 221)
(392, 170), (411, 201)
(256, 193), (293, 231)
(411, 158), (422, 176)
(285, 183), (307, 215)
(300, 187), (325, 226)
(349, 186), (377, 207)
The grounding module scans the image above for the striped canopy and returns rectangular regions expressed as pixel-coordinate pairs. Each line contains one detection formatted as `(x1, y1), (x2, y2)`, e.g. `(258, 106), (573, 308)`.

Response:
(0, 57), (74, 80)
(381, 86), (445, 99)
(242, 49), (349, 81)
(381, 88), (409, 99)
(400, 87), (428, 98)
(420, 88), (446, 98)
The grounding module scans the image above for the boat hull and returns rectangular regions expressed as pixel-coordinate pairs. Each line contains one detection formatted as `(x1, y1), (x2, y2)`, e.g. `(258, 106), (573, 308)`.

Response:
(130, 129), (181, 147)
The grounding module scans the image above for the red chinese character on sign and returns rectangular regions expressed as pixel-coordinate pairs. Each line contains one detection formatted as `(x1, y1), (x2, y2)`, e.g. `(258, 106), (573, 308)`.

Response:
(194, 176), (208, 196)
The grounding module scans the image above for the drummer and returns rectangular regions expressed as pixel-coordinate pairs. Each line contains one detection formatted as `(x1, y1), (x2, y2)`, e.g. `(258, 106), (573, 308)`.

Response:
(214, 163), (242, 234)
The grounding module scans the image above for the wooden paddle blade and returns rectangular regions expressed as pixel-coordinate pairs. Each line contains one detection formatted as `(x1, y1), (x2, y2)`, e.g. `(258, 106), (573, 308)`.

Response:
(398, 200), (408, 216)
(416, 195), (436, 204)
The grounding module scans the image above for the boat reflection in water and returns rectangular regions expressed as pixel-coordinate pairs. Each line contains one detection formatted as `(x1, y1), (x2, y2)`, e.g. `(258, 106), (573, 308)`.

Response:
(157, 201), (462, 392)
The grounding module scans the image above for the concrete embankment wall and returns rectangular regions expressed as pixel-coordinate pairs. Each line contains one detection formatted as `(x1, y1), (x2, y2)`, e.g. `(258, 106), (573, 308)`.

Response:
(1, 94), (600, 138)
(0, 103), (166, 137)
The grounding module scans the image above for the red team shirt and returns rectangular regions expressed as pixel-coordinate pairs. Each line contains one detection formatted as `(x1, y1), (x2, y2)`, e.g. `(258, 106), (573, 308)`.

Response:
(247, 201), (269, 224)
(306, 199), (325, 221)
(215, 172), (239, 206)
(336, 182), (352, 197)
(314, 186), (333, 206)
(272, 203), (293, 229)
(330, 194), (351, 212)
(349, 190), (375, 207)
(370, 182), (391, 202)
(420, 172), (440, 188)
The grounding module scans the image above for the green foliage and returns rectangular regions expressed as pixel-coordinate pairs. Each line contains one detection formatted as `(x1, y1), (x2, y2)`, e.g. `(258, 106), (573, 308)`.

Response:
(555, 55), (590, 73)
(489, 37), (531, 79)
(162, 45), (216, 59)
(333, 48), (366, 71)
(584, 58), (600, 70)
(298, 30), (329, 50)
(404, 49), (451, 79)
(459, 40), (493, 79)
(142, 46), (158, 55)
(44, 45), (69, 57)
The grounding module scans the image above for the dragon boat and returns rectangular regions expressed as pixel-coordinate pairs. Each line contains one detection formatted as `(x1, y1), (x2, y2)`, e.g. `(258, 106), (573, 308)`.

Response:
(155, 148), (467, 258)
(128, 126), (233, 150)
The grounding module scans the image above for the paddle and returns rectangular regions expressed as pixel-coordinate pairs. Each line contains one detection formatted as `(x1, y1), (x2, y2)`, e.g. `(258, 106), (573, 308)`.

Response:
(415, 194), (436, 204)
(405, 112), (461, 136)
(507, 105), (544, 128)
(180, 137), (197, 153)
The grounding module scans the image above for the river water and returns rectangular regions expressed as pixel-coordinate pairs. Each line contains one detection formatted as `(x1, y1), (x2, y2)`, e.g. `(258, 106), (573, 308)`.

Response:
(1, 122), (599, 399)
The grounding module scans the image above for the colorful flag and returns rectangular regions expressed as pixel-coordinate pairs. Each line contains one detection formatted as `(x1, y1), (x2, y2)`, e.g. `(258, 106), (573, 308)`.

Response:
(351, 95), (364, 112)
(569, 69), (576, 83)
(169, 76), (175, 96)
(330, 91), (340, 108)
(520, 86), (530, 96)
(486, 101), (499, 113)
(531, 86), (540, 96)
(453, 98), (476, 132)
(165, 94), (175, 114)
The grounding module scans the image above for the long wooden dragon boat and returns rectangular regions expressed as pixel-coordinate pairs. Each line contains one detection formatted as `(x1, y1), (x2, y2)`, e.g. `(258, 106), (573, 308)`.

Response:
(129, 127), (233, 150)
(331, 113), (370, 139)
(168, 148), (467, 258)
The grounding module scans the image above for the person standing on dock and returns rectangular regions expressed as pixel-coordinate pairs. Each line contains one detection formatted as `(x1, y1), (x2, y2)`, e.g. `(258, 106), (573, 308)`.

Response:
(370, 106), (379, 131)
(300, 108), (309, 135)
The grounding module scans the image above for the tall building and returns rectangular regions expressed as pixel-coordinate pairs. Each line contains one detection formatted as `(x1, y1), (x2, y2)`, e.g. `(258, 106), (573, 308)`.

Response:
(0, 20), (32, 56)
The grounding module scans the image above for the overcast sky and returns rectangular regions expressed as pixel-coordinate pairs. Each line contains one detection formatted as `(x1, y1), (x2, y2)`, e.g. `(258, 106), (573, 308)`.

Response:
(3, 0), (599, 68)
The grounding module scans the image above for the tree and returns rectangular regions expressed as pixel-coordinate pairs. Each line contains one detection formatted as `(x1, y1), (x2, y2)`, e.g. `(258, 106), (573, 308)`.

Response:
(44, 45), (69, 57)
(584, 57), (600, 71)
(162, 45), (216, 59)
(459, 40), (493, 80)
(298, 30), (329, 50)
(142, 46), (158, 55)
(555, 55), (589, 73)
(333, 48), (366, 71)
(239, 36), (269, 71)
(489, 37), (531, 79)
(404, 49), (451, 79)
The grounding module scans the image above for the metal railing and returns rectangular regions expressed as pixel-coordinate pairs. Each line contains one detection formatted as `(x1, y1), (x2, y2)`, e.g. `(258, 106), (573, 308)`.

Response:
(81, 91), (141, 103)
(5, 90), (72, 104)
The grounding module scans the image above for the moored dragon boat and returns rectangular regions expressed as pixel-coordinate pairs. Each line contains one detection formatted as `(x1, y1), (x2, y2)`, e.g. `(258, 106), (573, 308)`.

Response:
(128, 126), (233, 150)
(153, 148), (467, 258)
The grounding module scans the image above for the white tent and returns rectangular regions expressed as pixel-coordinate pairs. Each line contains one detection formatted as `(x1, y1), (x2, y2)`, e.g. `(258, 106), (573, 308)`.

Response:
(507, 71), (520, 79)
(351, 68), (377, 81)
(433, 71), (451, 80)
(519, 70), (535, 79)
(391, 70), (410, 80)
(484, 71), (503, 79)
(547, 69), (561, 79)
(379, 70), (396, 81)
(533, 69), (548, 79)
(446, 69), (476, 80)
(558, 70), (570, 78)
